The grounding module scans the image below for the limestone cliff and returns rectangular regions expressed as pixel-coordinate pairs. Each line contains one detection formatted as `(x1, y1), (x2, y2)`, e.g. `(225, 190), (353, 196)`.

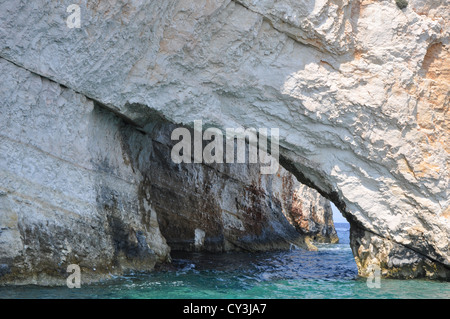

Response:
(0, 57), (335, 284)
(0, 0), (448, 280)
(0, 58), (171, 284)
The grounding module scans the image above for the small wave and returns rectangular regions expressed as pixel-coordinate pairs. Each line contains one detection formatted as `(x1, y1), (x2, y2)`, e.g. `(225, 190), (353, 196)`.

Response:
(317, 245), (352, 252)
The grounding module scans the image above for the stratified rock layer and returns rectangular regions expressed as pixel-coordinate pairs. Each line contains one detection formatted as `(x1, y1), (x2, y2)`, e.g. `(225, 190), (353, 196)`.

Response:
(0, 0), (448, 279)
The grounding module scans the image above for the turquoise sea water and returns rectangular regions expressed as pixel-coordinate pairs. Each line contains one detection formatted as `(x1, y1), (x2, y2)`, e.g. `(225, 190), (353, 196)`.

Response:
(0, 223), (448, 299)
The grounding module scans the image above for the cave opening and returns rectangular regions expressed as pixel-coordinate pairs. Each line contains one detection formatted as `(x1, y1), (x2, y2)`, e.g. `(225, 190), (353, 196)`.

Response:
(164, 181), (360, 296)
(85, 101), (361, 285)
(137, 116), (359, 284)
(120, 108), (359, 281)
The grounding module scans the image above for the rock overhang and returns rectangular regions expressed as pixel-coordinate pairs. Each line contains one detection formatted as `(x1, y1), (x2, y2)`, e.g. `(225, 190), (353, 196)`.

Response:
(0, 0), (448, 279)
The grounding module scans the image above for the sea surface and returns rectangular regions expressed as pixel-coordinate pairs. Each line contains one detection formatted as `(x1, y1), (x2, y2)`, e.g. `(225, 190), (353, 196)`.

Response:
(0, 223), (448, 299)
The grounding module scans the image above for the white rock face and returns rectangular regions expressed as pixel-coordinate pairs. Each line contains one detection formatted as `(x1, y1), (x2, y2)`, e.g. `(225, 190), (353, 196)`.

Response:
(194, 229), (206, 250)
(0, 58), (171, 284)
(0, 0), (448, 278)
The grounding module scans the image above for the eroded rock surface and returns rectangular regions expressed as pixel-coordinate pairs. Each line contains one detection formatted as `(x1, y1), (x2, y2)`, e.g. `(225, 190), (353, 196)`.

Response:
(0, 58), (171, 285)
(0, 0), (448, 279)
(283, 184), (338, 244)
(145, 121), (318, 253)
(0, 57), (335, 284)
